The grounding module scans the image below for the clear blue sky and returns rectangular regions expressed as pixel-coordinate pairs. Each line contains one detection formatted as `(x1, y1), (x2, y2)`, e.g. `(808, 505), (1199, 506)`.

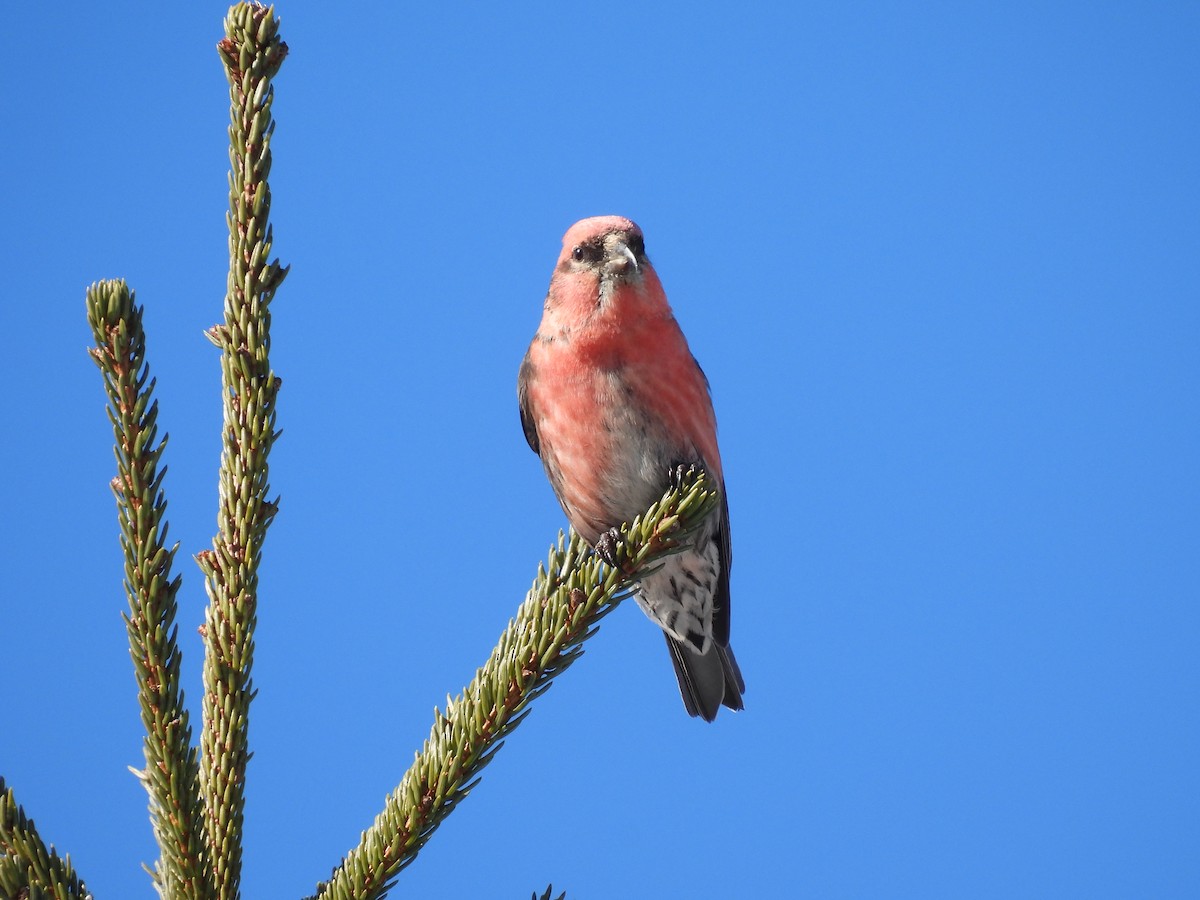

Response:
(3, 2), (1196, 897)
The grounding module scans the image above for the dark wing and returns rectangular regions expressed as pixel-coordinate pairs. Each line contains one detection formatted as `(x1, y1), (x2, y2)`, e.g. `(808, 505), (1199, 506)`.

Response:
(712, 488), (732, 647)
(692, 352), (730, 643)
(664, 485), (743, 720)
(693, 349), (728, 645)
(664, 356), (743, 719)
(692, 354), (711, 390)
(517, 349), (540, 456)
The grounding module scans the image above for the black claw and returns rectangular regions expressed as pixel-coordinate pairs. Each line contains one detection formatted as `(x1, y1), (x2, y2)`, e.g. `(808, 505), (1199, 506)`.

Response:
(595, 527), (622, 568)
(669, 463), (690, 491)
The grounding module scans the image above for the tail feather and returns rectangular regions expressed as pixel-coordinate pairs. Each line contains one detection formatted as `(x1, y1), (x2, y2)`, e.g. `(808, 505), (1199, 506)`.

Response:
(664, 634), (745, 722)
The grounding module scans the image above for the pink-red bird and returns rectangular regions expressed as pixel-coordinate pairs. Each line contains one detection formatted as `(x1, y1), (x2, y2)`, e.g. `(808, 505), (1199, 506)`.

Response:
(518, 216), (744, 721)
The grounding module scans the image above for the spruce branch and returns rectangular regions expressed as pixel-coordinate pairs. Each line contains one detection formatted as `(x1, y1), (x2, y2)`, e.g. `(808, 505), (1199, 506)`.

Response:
(197, 5), (288, 899)
(86, 280), (209, 899)
(0, 776), (92, 900)
(309, 470), (721, 900)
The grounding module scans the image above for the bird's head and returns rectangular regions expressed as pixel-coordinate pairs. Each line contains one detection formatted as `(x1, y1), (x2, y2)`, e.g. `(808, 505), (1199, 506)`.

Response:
(556, 215), (648, 289)
(539, 216), (670, 337)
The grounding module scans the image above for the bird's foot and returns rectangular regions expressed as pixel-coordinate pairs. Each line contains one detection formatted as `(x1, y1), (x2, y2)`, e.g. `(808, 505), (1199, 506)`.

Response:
(595, 527), (622, 569)
(669, 462), (693, 492)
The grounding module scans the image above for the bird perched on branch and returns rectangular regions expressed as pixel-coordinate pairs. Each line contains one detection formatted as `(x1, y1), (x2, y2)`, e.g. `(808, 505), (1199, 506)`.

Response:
(518, 216), (744, 721)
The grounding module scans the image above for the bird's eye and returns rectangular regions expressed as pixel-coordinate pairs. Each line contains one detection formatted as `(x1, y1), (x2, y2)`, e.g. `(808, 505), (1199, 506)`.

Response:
(570, 242), (607, 265)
